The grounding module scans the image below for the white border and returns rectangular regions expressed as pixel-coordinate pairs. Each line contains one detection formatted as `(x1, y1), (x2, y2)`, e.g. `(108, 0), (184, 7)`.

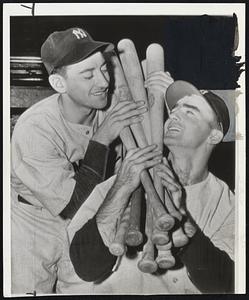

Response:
(3, 2), (246, 296)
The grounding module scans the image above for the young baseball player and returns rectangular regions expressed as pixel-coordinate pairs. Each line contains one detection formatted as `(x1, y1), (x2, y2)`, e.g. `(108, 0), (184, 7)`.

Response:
(10, 27), (163, 294)
(68, 81), (234, 294)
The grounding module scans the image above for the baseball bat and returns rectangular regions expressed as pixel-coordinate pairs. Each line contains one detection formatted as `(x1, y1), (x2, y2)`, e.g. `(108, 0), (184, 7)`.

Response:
(125, 187), (143, 246)
(109, 204), (131, 256)
(111, 52), (174, 232)
(142, 53), (170, 246)
(137, 197), (158, 273)
(156, 242), (176, 269)
(146, 44), (189, 248)
(146, 43), (165, 201)
(118, 39), (152, 144)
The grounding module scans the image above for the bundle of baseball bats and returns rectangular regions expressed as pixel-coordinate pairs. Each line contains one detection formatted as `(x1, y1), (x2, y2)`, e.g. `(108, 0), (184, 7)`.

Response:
(108, 39), (195, 273)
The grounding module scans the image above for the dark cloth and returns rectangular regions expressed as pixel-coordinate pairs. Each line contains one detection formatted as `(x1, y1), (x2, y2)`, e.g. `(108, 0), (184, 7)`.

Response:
(60, 140), (109, 219)
(70, 219), (234, 289)
(180, 227), (234, 293)
(69, 216), (117, 282)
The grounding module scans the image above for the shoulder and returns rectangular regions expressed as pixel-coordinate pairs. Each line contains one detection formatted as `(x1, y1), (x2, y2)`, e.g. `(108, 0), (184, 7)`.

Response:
(12, 93), (61, 138)
(209, 173), (234, 196)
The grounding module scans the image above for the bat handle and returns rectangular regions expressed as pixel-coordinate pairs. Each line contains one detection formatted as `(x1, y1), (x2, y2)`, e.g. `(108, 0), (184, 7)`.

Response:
(125, 187), (143, 247)
(120, 127), (175, 232)
(141, 171), (175, 232)
(109, 205), (131, 256)
(137, 198), (158, 273)
(137, 239), (158, 273)
(151, 227), (170, 245)
(156, 243), (176, 269)
(163, 188), (190, 247)
(183, 218), (197, 238)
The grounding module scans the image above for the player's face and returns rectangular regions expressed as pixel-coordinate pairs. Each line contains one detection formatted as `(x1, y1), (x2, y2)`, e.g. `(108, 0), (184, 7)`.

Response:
(164, 95), (216, 149)
(64, 51), (110, 109)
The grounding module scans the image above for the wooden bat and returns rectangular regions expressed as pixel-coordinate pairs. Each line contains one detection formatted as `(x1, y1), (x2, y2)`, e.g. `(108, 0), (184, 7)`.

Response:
(146, 43), (165, 201)
(156, 242), (175, 269)
(118, 39), (152, 144)
(109, 204), (131, 256)
(142, 51), (170, 247)
(111, 52), (174, 232)
(125, 187), (143, 246)
(146, 44), (189, 249)
(137, 197), (158, 273)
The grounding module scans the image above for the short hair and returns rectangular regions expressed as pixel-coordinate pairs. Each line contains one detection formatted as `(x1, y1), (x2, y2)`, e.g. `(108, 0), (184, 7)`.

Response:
(51, 65), (68, 78)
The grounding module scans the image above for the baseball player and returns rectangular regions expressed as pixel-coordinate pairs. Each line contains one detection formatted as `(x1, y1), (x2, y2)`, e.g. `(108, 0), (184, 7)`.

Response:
(68, 81), (234, 294)
(11, 27), (163, 294)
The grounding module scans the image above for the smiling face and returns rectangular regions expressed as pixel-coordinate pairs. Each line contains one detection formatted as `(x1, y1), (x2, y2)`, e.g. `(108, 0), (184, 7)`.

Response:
(164, 94), (218, 149)
(62, 51), (110, 110)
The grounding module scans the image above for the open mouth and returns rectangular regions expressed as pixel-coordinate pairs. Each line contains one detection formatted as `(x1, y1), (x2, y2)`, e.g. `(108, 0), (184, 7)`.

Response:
(92, 89), (108, 96)
(167, 125), (181, 133)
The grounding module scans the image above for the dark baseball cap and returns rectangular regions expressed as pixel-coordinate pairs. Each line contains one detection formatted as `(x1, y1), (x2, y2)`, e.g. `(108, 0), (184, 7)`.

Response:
(41, 27), (114, 74)
(166, 80), (230, 136)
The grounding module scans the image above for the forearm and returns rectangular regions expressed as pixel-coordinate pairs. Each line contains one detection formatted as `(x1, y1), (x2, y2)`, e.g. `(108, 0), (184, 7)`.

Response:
(69, 181), (132, 282)
(60, 140), (109, 219)
(96, 179), (131, 247)
(180, 227), (234, 293)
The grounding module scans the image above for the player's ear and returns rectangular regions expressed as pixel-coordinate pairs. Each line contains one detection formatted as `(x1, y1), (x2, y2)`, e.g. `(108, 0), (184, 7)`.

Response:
(208, 128), (223, 145)
(49, 74), (67, 93)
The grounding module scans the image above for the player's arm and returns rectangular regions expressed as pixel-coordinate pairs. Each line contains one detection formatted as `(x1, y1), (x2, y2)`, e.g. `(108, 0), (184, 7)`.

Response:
(179, 223), (234, 293)
(69, 145), (162, 282)
(60, 140), (109, 219)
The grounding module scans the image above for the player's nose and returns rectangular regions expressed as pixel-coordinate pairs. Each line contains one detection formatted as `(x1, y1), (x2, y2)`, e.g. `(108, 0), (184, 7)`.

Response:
(96, 70), (109, 89)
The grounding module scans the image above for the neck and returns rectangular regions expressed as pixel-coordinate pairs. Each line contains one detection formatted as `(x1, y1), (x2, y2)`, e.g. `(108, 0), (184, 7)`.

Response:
(59, 94), (96, 125)
(168, 146), (211, 186)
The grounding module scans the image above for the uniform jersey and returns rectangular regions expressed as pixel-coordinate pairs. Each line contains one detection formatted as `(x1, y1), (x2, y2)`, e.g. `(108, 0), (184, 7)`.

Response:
(11, 93), (106, 216)
(68, 171), (235, 294)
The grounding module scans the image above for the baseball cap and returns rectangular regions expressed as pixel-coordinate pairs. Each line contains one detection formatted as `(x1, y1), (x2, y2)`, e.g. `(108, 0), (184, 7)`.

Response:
(41, 27), (114, 74)
(166, 80), (230, 136)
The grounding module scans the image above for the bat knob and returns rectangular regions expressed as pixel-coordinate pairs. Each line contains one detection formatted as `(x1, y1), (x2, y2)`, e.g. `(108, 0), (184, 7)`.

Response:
(155, 214), (175, 232)
(184, 220), (197, 238)
(156, 253), (175, 269)
(125, 230), (143, 247)
(172, 229), (189, 248)
(151, 229), (170, 245)
(137, 259), (158, 273)
(109, 243), (126, 256)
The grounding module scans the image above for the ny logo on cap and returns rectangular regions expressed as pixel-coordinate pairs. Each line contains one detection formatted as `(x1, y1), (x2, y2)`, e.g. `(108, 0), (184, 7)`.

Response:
(72, 28), (87, 39)
(200, 89), (208, 95)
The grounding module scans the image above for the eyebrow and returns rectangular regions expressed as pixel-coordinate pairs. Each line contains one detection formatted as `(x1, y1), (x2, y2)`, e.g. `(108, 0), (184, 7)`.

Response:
(79, 62), (107, 74)
(79, 68), (94, 74)
(173, 103), (201, 113)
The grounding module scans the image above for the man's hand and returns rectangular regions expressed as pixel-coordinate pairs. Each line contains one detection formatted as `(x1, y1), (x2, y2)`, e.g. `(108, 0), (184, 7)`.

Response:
(96, 144), (162, 246)
(115, 144), (162, 195)
(144, 71), (174, 97)
(92, 100), (147, 146)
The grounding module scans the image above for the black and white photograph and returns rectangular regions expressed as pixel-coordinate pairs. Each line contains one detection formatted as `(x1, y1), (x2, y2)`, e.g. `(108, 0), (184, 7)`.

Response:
(3, 2), (246, 296)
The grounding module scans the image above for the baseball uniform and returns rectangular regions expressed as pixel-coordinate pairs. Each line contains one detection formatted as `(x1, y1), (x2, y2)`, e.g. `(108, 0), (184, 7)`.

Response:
(11, 92), (118, 294)
(68, 171), (234, 294)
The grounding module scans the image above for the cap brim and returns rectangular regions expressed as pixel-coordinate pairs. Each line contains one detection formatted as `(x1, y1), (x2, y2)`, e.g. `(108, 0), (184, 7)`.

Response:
(166, 80), (203, 110)
(55, 40), (114, 70)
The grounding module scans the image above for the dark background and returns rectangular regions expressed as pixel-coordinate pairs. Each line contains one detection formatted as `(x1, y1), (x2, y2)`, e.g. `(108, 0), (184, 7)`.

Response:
(10, 15), (241, 191)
